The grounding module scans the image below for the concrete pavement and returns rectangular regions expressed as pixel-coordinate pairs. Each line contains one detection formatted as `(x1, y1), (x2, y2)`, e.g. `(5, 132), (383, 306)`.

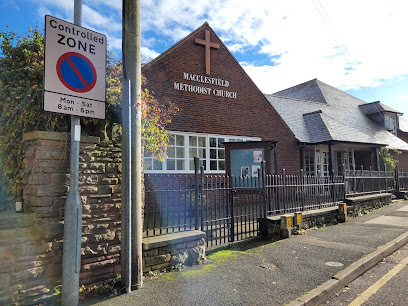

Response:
(81, 200), (408, 306)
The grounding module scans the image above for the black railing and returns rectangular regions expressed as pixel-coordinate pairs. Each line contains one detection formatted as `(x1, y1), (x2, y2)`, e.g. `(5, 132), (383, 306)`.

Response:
(396, 168), (408, 192)
(143, 163), (407, 246)
(344, 166), (394, 197)
(265, 170), (344, 215)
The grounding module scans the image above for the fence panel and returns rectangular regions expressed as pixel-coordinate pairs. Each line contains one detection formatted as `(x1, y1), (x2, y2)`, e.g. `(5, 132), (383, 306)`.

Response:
(265, 172), (344, 215)
(397, 169), (408, 192)
(345, 167), (394, 197)
(201, 175), (231, 248)
(143, 166), (397, 245)
(144, 174), (196, 236)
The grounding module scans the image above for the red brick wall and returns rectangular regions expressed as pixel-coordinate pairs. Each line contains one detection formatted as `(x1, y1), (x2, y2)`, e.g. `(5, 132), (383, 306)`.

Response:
(392, 151), (408, 171)
(142, 24), (300, 174)
(397, 131), (408, 145)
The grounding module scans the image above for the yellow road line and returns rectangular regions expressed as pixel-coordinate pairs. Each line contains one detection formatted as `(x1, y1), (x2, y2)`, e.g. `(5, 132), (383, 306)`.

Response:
(349, 254), (408, 306)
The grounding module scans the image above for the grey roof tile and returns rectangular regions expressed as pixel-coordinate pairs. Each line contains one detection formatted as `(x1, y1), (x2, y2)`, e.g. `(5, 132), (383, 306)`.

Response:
(359, 101), (402, 115)
(266, 79), (408, 151)
(273, 79), (327, 103)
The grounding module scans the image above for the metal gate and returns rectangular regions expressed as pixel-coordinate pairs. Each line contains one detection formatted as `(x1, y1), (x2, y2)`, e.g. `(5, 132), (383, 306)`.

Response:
(200, 174), (264, 249)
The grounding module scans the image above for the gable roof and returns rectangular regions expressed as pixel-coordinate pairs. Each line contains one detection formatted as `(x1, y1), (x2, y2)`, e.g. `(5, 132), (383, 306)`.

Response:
(142, 22), (273, 102)
(266, 79), (408, 151)
(142, 22), (295, 139)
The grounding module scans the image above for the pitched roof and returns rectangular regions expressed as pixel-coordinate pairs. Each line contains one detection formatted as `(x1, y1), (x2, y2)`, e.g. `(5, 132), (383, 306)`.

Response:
(359, 101), (402, 115)
(273, 78), (327, 103)
(266, 79), (408, 151)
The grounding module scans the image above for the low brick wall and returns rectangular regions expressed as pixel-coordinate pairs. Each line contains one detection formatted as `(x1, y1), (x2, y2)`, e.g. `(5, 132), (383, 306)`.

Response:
(301, 207), (340, 228)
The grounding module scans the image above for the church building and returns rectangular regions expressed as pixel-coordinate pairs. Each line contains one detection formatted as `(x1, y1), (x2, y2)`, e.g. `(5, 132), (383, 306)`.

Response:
(142, 22), (408, 177)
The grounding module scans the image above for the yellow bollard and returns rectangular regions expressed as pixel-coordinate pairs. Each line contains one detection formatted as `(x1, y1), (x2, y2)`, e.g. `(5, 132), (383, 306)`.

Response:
(338, 203), (347, 223)
(280, 215), (292, 238)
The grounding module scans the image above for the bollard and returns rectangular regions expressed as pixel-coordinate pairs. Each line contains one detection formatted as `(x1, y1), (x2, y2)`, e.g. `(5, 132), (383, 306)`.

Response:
(280, 215), (292, 238)
(294, 212), (302, 227)
(338, 203), (347, 223)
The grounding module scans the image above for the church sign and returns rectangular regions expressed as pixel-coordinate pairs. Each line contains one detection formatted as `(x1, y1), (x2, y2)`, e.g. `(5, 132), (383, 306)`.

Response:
(172, 30), (237, 99)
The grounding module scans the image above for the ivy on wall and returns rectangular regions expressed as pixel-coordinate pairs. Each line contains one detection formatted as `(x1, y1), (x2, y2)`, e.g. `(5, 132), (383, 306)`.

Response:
(0, 27), (177, 210)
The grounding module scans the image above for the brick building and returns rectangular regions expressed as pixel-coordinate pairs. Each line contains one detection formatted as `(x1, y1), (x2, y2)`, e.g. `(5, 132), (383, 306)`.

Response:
(142, 22), (299, 175)
(142, 22), (408, 176)
(267, 79), (408, 174)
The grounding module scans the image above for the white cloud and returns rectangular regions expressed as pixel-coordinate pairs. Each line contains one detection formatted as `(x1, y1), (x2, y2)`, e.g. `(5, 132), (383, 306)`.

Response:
(141, 47), (160, 61)
(82, 5), (121, 32)
(398, 94), (408, 102)
(137, 0), (408, 94)
(24, 0), (408, 96)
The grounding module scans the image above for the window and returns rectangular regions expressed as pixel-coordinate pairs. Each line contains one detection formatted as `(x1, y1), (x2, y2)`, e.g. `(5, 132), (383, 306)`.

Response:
(303, 147), (329, 176)
(315, 149), (329, 176)
(335, 150), (354, 174)
(144, 152), (163, 170)
(144, 132), (259, 173)
(209, 136), (225, 171)
(384, 114), (397, 135)
(166, 134), (185, 170)
(303, 149), (315, 176)
(189, 135), (206, 170)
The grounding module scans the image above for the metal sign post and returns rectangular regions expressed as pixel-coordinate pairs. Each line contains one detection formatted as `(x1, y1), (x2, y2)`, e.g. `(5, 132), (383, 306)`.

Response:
(61, 2), (83, 305)
(42, 0), (106, 304)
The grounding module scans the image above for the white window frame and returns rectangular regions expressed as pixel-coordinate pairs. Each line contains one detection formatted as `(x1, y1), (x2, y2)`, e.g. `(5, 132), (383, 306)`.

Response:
(384, 113), (397, 135)
(144, 131), (260, 174)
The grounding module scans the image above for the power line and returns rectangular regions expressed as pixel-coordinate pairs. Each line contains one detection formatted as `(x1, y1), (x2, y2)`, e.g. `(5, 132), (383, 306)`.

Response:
(311, 0), (379, 106)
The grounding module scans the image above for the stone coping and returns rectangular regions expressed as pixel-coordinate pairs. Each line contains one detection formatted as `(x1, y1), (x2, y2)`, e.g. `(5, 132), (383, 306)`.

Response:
(23, 131), (100, 144)
(143, 230), (205, 251)
(302, 206), (339, 218)
(346, 193), (392, 203)
(265, 206), (339, 222)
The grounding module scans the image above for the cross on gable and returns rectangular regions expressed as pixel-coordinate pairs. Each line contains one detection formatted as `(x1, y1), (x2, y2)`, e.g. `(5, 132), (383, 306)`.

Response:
(195, 30), (220, 75)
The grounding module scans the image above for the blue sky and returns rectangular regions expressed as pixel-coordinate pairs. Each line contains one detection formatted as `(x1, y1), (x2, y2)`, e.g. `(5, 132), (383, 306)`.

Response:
(2, 0), (408, 118)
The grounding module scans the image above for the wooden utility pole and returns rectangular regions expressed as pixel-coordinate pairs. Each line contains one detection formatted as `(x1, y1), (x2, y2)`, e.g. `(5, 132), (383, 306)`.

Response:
(122, 0), (143, 289)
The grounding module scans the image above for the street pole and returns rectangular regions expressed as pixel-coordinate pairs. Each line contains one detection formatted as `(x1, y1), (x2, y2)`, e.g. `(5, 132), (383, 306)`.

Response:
(123, 0), (143, 289)
(121, 79), (132, 292)
(61, 1), (83, 304)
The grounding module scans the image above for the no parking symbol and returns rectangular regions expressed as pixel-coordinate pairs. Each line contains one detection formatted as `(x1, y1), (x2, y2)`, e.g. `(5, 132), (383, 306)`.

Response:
(57, 52), (97, 93)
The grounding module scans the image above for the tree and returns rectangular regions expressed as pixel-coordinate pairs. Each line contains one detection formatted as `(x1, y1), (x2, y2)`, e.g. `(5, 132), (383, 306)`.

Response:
(379, 147), (401, 171)
(0, 27), (177, 210)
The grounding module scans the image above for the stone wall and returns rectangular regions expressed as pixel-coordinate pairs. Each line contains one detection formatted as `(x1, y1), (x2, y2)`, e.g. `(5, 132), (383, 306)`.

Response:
(0, 131), (206, 304)
(346, 193), (393, 216)
(0, 212), (58, 305)
(22, 131), (123, 288)
(143, 231), (206, 273)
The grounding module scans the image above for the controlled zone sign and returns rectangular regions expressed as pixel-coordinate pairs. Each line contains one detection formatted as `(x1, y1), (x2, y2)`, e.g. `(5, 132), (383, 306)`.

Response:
(44, 15), (107, 119)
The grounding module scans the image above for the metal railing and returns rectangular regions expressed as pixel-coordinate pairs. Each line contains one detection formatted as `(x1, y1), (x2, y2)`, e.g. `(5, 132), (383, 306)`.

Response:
(396, 168), (408, 192)
(143, 163), (407, 246)
(344, 166), (394, 197)
(265, 170), (344, 215)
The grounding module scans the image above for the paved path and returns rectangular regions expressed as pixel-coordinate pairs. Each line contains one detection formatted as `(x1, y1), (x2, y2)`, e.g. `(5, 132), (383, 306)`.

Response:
(81, 200), (408, 306)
